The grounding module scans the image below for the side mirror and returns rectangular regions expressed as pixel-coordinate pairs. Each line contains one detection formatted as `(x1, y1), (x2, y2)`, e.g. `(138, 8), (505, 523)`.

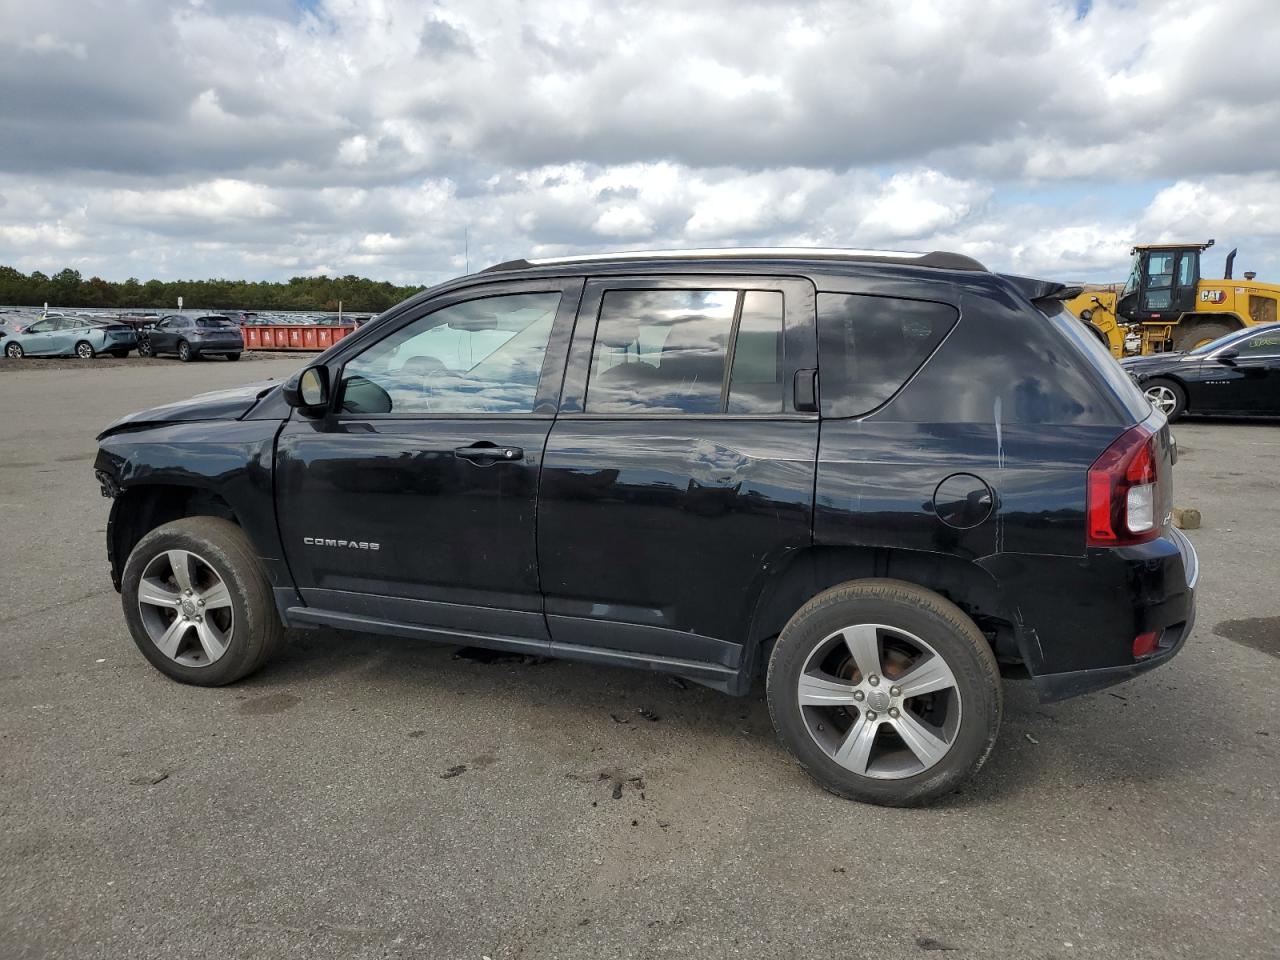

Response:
(1217, 348), (1239, 365)
(283, 365), (331, 413)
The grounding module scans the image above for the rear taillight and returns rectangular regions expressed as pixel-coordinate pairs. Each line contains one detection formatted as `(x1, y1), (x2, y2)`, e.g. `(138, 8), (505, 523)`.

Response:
(1087, 423), (1160, 547)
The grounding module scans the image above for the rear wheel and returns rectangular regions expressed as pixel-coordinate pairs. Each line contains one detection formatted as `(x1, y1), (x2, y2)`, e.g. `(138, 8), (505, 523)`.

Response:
(1173, 320), (1234, 352)
(177, 339), (193, 362)
(121, 517), (286, 686)
(226, 352), (241, 361)
(75, 340), (95, 359)
(1143, 378), (1186, 421)
(137, 339), (154, 358)
(767, 579), (1002, 807)
(111, 349), (130, 358)
(4, 341), (23, 359)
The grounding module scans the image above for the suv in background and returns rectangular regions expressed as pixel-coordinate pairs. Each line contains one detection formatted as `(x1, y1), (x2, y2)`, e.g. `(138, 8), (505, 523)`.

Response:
(93, 248), (1198, 806)
(139, 314), (244, 362)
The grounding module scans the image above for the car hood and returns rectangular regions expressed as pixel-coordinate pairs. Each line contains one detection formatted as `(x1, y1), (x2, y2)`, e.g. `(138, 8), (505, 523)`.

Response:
(97, 379), (281, 438)
(1120, 352), (1195, 376)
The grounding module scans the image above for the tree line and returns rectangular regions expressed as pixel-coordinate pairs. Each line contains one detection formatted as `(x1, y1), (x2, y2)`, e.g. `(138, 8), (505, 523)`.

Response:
(0, 266), (426, 313)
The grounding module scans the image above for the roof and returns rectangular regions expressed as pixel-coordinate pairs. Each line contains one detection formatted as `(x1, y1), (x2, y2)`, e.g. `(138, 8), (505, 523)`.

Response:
(482, 247), (987, 274)
(1132, 241), (1214, 252)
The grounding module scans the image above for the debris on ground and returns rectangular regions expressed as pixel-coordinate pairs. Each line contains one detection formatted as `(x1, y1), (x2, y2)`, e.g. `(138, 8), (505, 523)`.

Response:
(610, 713), (630, 724)
(1172, 506), (1201, 530)
(1025, 734), (1039, 744)
(441, 764), (467, 779)
(666, 676), (688, 690)
(916, 937), (959, 952)
(637, 708), (660, 722)
(129, 770), (169, 786)
(612, 782), (623, 800)
(451, 647), (549, 665)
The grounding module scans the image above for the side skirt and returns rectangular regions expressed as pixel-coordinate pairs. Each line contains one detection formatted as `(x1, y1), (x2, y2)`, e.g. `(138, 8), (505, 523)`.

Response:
(283, 606), (743, 693)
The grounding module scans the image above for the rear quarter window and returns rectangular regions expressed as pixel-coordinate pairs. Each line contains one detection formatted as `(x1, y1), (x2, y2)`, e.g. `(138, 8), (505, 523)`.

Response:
(817, 294), (958, 417)
(1039, 301), (1149, 423)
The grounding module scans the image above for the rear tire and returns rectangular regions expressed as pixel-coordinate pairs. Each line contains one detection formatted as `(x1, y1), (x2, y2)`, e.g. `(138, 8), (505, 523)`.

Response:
(121, 517), (287, 686)
(138, 339), (154, 358)
(226, 352), (241, 361)
(4, 341), (23, 359)
(177, 339), (193, 362)
(766, 579), (1002, 807)
(1142, 377), (1187, 421)
(75, 340), (95, 359)
(1173, 321), (1233, 352)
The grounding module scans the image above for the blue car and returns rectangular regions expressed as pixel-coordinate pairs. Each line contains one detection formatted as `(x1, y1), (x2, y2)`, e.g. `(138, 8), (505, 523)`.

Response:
(3, 315), (138, 359)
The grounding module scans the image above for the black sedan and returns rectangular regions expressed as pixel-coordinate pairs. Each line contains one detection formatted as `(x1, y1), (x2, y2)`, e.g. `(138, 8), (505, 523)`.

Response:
(1122, 322), (1280, 421)
(139, 314), (244, 362)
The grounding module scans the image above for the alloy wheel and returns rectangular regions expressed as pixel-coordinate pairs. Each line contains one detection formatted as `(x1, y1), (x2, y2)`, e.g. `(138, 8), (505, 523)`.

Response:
(5, 342), (22, 358)
(797, 623), (962, 779)
(76, 341), (93, 359)
(1144, 384), (1178, 415)
(136, 549), (234, 666)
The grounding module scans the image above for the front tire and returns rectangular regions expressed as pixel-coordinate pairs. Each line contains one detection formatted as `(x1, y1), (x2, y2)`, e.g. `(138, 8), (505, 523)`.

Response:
(766, 579), (1002, 807)
(225, 352), (241, 361)
(177, 339), (193, 362)
(121, 517), (287, 686)
(4, 341), (23, 359)
(1143, 378), (1186, 421)
(137, 339), (154, 358)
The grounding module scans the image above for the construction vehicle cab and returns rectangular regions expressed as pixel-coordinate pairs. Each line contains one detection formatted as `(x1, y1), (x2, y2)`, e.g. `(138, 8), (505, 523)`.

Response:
(1070, 240), (1280, 356)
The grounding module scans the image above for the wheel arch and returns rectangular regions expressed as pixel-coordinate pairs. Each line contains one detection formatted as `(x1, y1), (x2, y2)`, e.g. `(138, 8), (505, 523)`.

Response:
(108, 482), (241, 589)
(744, 545), (1017, 685)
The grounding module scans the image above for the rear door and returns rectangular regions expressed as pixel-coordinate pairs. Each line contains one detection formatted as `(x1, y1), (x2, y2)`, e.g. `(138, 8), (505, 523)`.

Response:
(275, 278), (583, 640)
(537, 275), (818, 680)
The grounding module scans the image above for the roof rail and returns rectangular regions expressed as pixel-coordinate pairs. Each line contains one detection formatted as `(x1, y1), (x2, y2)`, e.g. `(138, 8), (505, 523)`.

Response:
(481, 247), (987, 273)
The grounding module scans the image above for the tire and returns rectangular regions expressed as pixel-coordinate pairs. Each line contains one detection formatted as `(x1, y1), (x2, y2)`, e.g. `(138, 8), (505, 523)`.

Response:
(4, 341), (23, 359)
(226, 352), (241, 361)
(75, 341), (95, 359)
(112, 350), (130, 358)
(177, 339), (193, 362)
(766, 579), (1002, 807)
(1142, 377), (1187, 421)
(137, 339), (154, 358)
(121, 517), (287, 686)
(1173, 321), (1233, 352)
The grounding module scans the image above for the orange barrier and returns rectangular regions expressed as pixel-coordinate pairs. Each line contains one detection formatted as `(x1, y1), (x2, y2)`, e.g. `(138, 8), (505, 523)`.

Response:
(242, 325), (356, 351)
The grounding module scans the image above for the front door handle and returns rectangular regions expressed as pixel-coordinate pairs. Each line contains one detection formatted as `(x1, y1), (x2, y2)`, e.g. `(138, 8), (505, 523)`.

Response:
(454, 442), (524, 464)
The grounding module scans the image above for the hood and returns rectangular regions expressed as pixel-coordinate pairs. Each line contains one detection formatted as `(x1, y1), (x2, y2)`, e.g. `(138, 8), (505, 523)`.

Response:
(97, 379), (281, 438)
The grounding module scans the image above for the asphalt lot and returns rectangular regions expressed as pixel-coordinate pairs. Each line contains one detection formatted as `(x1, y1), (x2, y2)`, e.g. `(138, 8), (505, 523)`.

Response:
(1, 354), (1277, 960)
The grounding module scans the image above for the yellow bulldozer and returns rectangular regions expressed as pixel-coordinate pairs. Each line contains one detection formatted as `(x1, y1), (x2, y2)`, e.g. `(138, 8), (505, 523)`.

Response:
(1064, 240), (1280, 357)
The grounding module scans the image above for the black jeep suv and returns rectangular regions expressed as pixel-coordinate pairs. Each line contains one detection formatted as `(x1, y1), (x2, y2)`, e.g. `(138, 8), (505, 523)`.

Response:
(94, 248), (1198, 806)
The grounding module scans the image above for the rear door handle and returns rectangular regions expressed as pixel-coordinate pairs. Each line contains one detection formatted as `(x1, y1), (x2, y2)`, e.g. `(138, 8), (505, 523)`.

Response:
(454, 443), (524, 464)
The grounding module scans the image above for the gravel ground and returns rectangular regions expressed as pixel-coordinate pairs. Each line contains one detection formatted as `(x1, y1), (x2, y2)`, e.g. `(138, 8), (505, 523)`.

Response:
(0, 359), (1276, 959)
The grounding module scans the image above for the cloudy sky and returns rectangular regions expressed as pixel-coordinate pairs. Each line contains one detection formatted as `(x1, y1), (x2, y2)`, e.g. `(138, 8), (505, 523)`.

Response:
(2, 0), (1279, 287)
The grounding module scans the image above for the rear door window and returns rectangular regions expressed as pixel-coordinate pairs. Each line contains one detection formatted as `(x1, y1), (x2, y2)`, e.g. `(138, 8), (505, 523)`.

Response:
(817, 294), (957, 417)
(585, 288), (784, 414)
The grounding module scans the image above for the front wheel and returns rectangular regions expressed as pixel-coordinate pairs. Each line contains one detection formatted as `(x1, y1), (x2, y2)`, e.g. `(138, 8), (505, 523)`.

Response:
(1173, 321), (1233, 352)
(766, 579), (1002, 807)
(138, 339), (155, 358)
(75, 340), (95, 359)
(1143, 378), (1186, 421)
(225, 352), (241, 361)
(121, 517), (287, 685)
(4, 341), (23, 359)
(177, 339), (193, 362)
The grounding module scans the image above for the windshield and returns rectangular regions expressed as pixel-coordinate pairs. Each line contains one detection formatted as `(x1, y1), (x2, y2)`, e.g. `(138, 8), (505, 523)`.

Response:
(1121, 250), (1143, 297)
(1187, 325), (1262, 356)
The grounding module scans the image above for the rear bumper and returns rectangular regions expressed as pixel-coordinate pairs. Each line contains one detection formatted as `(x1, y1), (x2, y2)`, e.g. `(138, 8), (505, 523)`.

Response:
(1033, 527), (1198, 702)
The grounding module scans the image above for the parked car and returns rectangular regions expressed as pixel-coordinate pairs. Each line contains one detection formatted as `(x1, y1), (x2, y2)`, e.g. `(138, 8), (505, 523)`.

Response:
(4, 315), (137, 359)
(94, 248), (1197, 807)
(1122, 322), (1280, 421)
(138, 314), (244, 361)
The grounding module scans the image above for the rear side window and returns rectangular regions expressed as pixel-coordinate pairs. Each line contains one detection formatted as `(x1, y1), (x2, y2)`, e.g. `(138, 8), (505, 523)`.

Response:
(817, 294), (957, 417)
(586, 289), (784, 414)
(197, 317), (235, 328)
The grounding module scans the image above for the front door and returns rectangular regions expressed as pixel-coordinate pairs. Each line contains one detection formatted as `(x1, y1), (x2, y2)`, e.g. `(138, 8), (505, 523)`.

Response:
(275, 278), (583, 641)
(1196, 327), (1280, 414)
(537, 276), (818, 679)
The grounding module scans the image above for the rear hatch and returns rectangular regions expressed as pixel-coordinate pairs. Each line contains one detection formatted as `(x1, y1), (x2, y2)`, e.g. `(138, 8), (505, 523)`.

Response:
(196, 316), (244, 344)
